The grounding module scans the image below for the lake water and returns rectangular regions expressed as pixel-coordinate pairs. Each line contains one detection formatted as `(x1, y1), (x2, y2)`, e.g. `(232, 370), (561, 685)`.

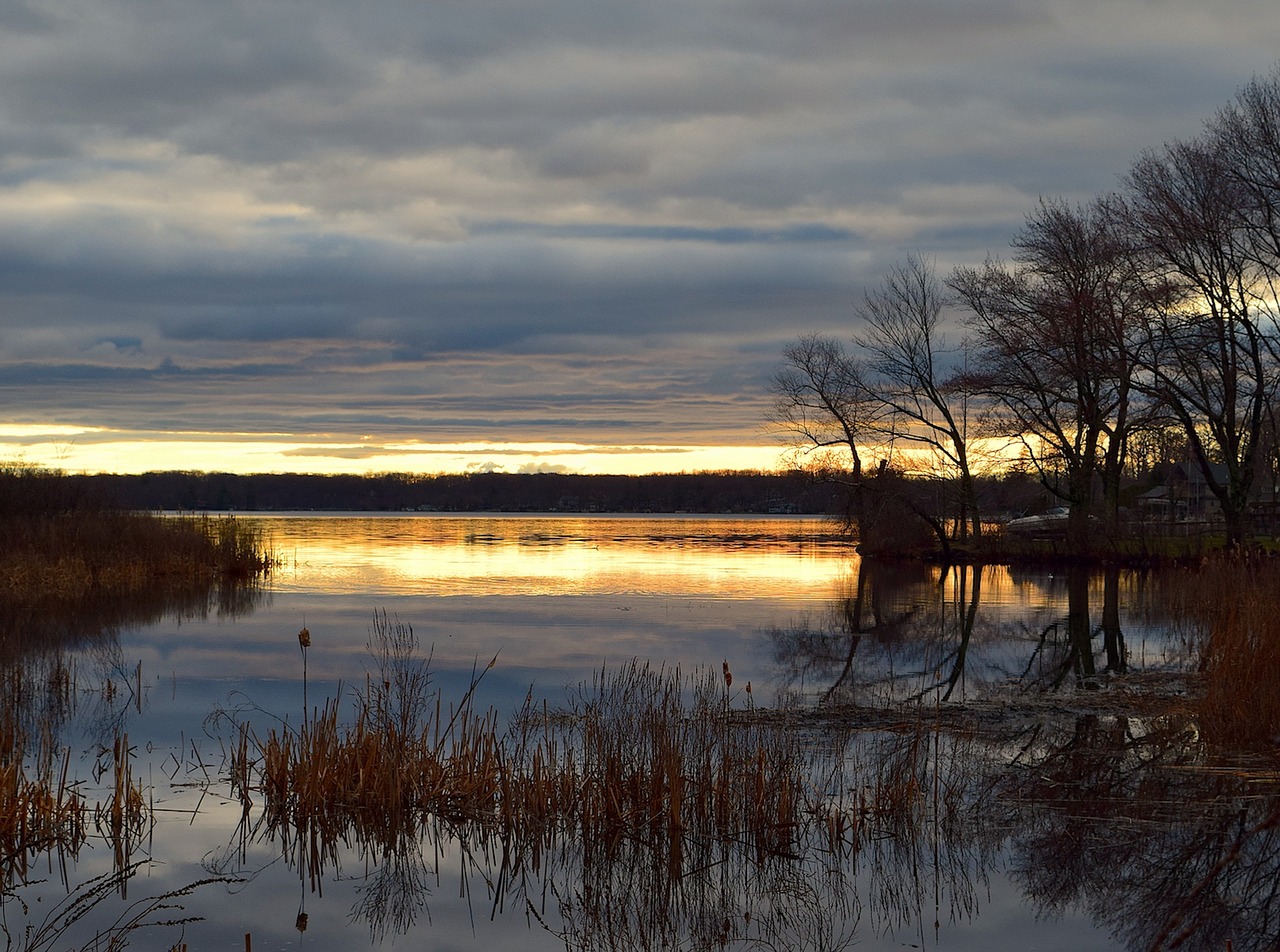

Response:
(5, 513), (1269, 952)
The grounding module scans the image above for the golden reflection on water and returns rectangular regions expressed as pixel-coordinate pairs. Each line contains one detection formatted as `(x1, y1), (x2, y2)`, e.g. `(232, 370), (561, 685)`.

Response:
(253, 514), (852, 599)
(248, 514), (1155, 617)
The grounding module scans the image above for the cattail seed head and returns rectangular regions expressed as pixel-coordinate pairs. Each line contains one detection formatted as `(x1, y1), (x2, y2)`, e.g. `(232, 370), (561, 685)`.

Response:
(298, 627), (311, 649)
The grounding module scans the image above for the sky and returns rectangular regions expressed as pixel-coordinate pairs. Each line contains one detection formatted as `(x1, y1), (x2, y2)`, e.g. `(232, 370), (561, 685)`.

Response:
(2, 0), (1279, 477)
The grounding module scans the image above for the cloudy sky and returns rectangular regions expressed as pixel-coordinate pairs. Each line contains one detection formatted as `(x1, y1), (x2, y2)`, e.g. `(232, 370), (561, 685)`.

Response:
(2, 0), (1278, 475)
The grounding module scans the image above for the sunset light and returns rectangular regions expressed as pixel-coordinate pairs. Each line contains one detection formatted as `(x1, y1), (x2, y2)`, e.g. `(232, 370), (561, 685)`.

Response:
(0, 426), (786, 477)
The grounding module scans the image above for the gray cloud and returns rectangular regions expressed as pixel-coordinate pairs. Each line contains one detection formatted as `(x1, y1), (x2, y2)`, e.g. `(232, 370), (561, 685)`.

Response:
(2, 0), (1279, 469)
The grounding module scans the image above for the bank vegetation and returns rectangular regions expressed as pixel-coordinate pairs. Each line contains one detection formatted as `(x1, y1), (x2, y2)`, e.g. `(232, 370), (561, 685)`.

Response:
(0, 464), (275, 644)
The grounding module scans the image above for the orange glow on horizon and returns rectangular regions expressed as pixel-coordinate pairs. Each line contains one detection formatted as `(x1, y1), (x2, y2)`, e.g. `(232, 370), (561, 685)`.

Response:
(0, 427), (789, 476)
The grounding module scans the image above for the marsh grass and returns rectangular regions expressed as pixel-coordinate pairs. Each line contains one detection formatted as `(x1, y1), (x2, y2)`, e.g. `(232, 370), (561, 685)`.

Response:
(6, 861), (238, 952)
(0, 741), (86, 888)
(0, 512), (275, 599)
(1179, 554), (1280, 749)
(0, 465), (275, 609)
(93, 733), (151, 880)
(1, 663), (87, 889)
(0, 655), (235, 952)
(2, 660), (152, 894)
(254, 642), (826, 873)
(245, 616), (980, 928)
(242, 623), (984, 948)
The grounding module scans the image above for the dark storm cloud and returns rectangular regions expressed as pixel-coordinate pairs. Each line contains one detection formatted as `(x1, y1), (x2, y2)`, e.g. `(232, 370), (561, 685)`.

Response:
(2, 0), (1280, 462)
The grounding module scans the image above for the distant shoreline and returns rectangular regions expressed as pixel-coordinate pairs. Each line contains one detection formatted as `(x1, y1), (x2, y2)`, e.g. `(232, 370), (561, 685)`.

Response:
(79, 469), (848, 516)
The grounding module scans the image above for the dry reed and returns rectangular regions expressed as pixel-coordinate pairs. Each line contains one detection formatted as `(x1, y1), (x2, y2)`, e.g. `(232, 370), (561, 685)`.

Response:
(93, 733), (151, 879)
(1177, 554), (1280, 749)
(246, 616), (976, 897)
(1, 663), (88, 888)
(0, 466), (276, 604)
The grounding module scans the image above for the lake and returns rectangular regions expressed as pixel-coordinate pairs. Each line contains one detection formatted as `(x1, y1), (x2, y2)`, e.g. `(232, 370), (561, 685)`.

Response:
(4, 513), (1274, 952)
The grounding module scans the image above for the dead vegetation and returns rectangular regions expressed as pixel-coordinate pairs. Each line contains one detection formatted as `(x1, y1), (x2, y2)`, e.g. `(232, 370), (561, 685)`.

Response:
(250, 617), (919, 872)
(1165, 553), (1280, 750)
(0, 464), (275, 606)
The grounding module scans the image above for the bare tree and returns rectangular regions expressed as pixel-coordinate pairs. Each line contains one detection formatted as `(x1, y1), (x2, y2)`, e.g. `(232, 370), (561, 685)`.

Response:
(852, 255), (981, 540)
(770, 334), (879, 533)
(1123, 134), (1278, 547)
(1211, 66), (1280, 295)
(949, 198), (1144, 553)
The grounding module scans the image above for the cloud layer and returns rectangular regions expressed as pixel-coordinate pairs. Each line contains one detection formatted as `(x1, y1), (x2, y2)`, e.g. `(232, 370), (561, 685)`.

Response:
(2, 0), (1279, 472)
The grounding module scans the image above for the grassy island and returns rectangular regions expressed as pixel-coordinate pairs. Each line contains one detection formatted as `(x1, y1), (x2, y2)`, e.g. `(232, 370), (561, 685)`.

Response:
(0, 465), (275, 659)
(0, 464), (274, 599)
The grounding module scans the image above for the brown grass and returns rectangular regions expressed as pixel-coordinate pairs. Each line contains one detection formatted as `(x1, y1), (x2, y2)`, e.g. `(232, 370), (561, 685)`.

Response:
(1179, 554), (1280, 749)
(0, 512), (275, 600)
(0, 663), (87, 887)
(0, 464), (275, 604)
(246, 614), (975, 903)
(250, 621), (821, 872)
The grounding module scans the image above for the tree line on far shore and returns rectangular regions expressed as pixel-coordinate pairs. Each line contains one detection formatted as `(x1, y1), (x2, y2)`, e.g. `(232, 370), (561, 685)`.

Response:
(43, 468), (848, 515)
(3, 464), (1089, 541)
(774, 66), (1280, 555)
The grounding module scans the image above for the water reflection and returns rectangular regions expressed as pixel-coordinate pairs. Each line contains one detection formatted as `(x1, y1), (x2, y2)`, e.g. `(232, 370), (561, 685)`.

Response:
(996, 714), (1280, 952)
(223, 653), (998, 951)
(192, 610), (1278, 952)
(0, 579), (267, 663)
(770, 561), (1179, 710)
(205, 667), (1280, 952)
(6, 515), (1271, 951)
(258, 513), (848, 598)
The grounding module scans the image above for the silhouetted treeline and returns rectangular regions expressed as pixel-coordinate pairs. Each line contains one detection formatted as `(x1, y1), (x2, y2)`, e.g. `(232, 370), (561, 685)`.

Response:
(776, 66), (1280, 555)
(74, 470), (853, 514)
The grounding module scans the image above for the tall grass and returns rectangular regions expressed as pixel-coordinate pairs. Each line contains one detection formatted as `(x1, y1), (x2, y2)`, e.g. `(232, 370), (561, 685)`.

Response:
(248, 618), (977, 887)
(1179, 554), (1280, 749)
(235, 620), (992, 948)
(0, 466), (275, 605)
(255, 644), (818, 871)
(0, 662), (86, 887)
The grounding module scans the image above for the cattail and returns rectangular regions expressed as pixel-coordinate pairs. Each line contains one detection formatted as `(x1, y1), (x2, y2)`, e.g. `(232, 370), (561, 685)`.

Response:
(298, 627), (311, 649)
(722, 660), (732, 690)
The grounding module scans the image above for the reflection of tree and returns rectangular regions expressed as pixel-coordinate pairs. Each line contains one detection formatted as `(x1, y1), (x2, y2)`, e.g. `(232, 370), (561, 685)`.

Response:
(994, 713), (1280, 952)
(1100, 566), (1127, 673)
(923, 564), (981, 703)
(768, 559), (930, 703)
(1, 579), (269, 751)
(0, 577), (269, 665)
(213, 583), (1279, 952)
(1002, 566), (1138, 694)
(769, 560), (999, 707)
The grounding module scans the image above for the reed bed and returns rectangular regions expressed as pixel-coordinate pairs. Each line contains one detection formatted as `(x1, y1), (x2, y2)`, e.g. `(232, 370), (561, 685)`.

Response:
(1176, 554), (1280, 749)
(0, 744), (87, 888)
(0, 512), (275, 600)
(248, 635), (920, 948)
(254, 651), (824, 873)
(0, 653), (230, 952)
(93, 733), (151, 877)
(0, 467), (275, 606)
(2, 654), (155, 894)
(1, 661), (88, 889)
(248, 615), (978, 906)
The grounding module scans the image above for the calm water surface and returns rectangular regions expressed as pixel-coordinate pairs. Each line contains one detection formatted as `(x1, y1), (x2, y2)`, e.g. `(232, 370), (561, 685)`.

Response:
(5, 514), (1242, 951)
